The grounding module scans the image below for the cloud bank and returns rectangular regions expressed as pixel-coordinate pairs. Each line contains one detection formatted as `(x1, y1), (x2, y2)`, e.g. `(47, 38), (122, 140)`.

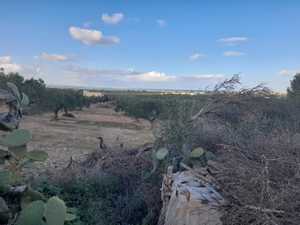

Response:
(61, 64), (225, 90)
(127, 71), (175, 82)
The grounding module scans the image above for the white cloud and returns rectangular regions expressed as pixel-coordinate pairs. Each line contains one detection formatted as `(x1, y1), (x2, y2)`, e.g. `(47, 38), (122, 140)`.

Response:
(101, 13), (124, 25)
(183, 74), (225, 81)
(223, 51), (245, 57)
(69, 26), (120, 45)
(0, 56), (22, 73)
(64, 65), (139, 77)
(0, 56), (12, 64)
(218, 36), (248, 46)
(0, 64), (22, 73)
(65, 64), (224, 84)
(157, 19), (167, 27)
(68, 67), (174, 83)
(65, 66), (175, 82)
(40, 53), (69, 62)
(61, 64), (228, 89)
(189, 53), (206, 61)
(128, 71), (175, 82)
(279, 69), (299, 76)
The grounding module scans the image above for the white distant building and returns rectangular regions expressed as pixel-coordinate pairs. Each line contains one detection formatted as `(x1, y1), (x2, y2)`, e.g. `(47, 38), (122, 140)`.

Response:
(83, 90), (104, 97)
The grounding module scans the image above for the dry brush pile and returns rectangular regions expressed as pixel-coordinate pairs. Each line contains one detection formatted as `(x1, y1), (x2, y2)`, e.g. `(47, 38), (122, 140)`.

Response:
(169, 76), (300, 225)
(40, 143), (162, 225)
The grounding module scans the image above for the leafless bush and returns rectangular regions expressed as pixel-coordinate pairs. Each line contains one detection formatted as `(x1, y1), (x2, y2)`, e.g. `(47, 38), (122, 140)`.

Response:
(193, 79), (300, 225)
(188, 76), (300, 224)
(214, 122), (300, 225)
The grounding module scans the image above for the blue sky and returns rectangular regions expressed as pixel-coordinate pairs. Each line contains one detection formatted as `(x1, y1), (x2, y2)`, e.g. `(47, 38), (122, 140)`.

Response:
(0, 0), (300, 91)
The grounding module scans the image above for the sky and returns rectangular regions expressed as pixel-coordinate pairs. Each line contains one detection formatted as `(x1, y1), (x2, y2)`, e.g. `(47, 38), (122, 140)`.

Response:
(1, 0), (300, 91)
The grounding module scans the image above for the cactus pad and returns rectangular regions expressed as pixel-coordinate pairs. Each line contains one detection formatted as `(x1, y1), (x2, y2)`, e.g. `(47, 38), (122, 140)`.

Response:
(156, 147), (169, 160)
(44, 196), (67, 225)
(0, 129), (32, 147)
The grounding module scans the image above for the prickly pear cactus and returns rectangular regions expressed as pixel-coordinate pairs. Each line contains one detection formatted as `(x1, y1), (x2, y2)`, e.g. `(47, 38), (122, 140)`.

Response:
(0, 129), (32, 147)
(0, 83), (48, 173)
(0, 126), (48, 176)
(44, 197), (67, 225)
(190, 147), (205, 159)
(0, 83), (75, 225)
(189, 147), (216, 167)
(16, 197), (72, 225)
(16, 200), (45, 225)
(156, 147), (169, 161)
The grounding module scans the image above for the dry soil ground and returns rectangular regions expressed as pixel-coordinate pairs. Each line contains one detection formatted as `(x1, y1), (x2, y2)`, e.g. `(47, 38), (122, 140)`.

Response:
(18, 104), (154, 171)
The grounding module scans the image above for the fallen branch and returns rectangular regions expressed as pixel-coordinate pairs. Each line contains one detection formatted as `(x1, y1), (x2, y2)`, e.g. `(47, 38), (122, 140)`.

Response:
(245, 205), (285, 214)
(136, 144), (153, 157)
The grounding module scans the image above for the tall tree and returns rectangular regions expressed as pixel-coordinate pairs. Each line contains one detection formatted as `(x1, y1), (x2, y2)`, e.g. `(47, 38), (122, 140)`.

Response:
(287, 73), (300, 101)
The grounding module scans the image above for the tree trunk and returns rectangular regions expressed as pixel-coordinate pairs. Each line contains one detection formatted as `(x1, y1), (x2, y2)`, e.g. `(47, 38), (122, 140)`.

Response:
(159, 166), (224, 225)
(54, 105), (63, 120)
(64, 107), (68, 114)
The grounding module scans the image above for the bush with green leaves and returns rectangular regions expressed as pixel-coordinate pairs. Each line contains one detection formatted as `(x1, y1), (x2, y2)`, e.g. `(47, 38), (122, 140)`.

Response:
(35, 173), (150, 225)
(112, 91), (207, 121)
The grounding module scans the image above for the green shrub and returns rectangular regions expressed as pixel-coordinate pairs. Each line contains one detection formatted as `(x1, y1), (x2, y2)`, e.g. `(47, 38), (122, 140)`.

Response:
(37, 174), (149, 225)
(113, 91), (206, 121)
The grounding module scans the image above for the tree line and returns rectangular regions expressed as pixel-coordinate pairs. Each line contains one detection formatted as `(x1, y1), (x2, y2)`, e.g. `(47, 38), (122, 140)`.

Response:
(0, 70), (103, 118)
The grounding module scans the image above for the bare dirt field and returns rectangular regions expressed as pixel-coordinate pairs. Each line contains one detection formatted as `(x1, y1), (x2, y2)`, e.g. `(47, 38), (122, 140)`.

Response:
(19, 104), (154, 170)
